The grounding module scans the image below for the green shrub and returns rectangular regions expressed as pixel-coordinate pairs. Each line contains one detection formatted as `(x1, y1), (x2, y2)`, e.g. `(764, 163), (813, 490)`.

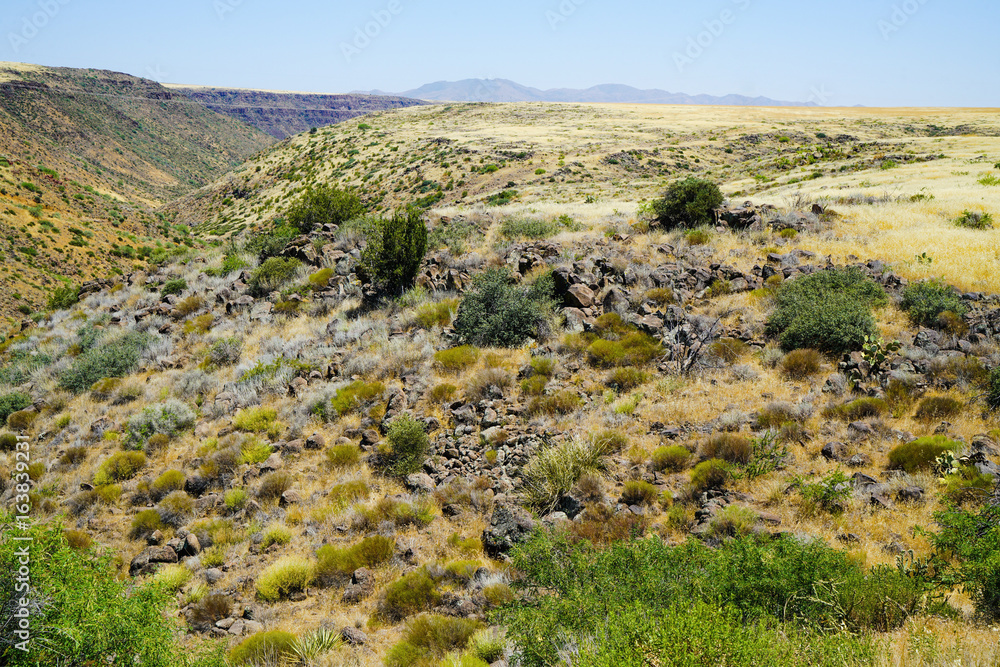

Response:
(913, 395), (964, 422)
(823, 397), (888, 422)
(257, 472), (292, 501)
(94, 451), (146, 486)
(756, 402), (801, 429)
(327, 380), (385, 417)
(130, 509), (165, 539)
(621, 480), (658, 506)
(651, 445), (691, 472)
(901, 279), (968, 328)
(651, 177), (723, 229)
(685, 228), (712, 246)
(526, 390), (581, 416)
(500, 533), (883, 667)
(988, 366), (1000, 412)
(888, 436), (961, 473)
(156, 490), (194, 528)
(224, 488), (248, 511)
(954, 210), (993, 229)
(255, 556), (315, 601)
(0, 432), (18, 451)
(701, 434), (752, 465)
(358, 207), (428, 296)
(315, 535), (395, 585)
(416, 299), (459, 328)
(125, 399), (196, 447)
(386, 614), (484, 667)
(6, 409), (36, 431)
(160, 278), (187, 297)
(286, 184), (364, 233)
(248, 257), (301, 297)
(308, 267), (335, 290)
(0, 392), (32, 423)
(690, 459), (732, 493)
(766, 268), (886, 354)
(58, 332), (152, 393)
(500, 217), (560, 239)
(233, 406), (280, 437)
(381, 569), (443, 621)
(150, 470), (185, 500)
(355, 496), (435, 530)
(229, 630), (298, 666)
(707, 504), (758, 539)
(798, 471), (852, 515)
(325, 443), (361, 469)
(928, 503), (1000, 619)
(261, 523), (292, 549)
(454, 268), (554, 348)
(434, 345), (480, 372)
(152, 563), (191, 592)
(205, 337), (242, 367)
(0, 520), (222, 667)
(379, 414), (430, 477)
(781, 348), (823, 379)
(48, 284), (80, 310)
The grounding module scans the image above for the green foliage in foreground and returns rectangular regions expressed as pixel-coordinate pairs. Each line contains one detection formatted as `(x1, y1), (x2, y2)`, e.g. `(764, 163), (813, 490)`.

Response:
(767, 267), (887, 354)
(928, 502), (1000, 620)
(0, 515), (225, 666)
(651, 177), (724, 229)
(498, 533), (923, 667)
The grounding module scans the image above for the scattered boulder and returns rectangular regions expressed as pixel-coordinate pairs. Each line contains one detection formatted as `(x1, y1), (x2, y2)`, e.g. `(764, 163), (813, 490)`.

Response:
(482, 503), (536, 559)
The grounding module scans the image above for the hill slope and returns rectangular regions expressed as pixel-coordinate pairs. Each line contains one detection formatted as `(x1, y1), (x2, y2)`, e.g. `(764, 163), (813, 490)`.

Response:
(166, 85), (428, 139)
(368, 78), (816, 106)
(0, 62), (275, 322)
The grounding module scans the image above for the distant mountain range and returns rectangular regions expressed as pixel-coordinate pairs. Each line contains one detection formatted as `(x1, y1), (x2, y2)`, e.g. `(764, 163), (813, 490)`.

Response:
(361, 78), (817, 107)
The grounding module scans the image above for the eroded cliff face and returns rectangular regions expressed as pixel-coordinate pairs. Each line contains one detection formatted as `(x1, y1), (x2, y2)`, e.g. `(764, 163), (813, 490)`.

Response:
(169, 87), (427, 138)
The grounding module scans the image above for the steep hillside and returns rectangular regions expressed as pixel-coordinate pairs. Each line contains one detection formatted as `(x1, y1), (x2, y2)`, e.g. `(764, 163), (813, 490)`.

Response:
(0, 62), (275, 323)
(167, 86), (428, 139)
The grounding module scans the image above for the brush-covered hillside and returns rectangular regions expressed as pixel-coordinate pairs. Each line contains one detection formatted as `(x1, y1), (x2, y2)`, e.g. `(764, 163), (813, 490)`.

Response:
(3, 103), (1000, 667)
(0, 62), (275, 323)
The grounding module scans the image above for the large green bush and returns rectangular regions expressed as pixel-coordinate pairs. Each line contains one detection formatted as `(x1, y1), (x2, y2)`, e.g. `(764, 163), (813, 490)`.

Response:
(928, 503), (1000, 619)
(58, 331), (152, 393)
(651, 177), (724, 230)
(379, 414), (431, 477)
(0, 516), (225, 666)
(888, 436), (961, 473)
(901, 278), (968, 328)
(499, 533), (911, 667)
(248, 257), (301, 297)
(47, 284), (80, 310)
(454, 268), (554, 348)
(358, 207), (428, 296)
(766, 267), (886, 354)
(0, 392), (31, 423)
(285, 184), (365, 233)
(228, 630), (297, 666)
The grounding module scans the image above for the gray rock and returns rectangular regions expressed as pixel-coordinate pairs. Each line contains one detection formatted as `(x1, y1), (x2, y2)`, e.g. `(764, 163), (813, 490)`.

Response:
(405, 473), (437, 493)
(566, 284), (595, 309)
(821, 441), (849, 462)
(203, 568), (224, 584)
(340, 627), (368, 646)
(129, 546), (178, 576)
(897, 486), (924, 503)
(483, 503), (536, 559)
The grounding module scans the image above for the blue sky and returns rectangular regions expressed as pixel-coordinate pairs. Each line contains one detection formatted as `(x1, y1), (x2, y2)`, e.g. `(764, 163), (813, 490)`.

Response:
(3, 0), (997, 106)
